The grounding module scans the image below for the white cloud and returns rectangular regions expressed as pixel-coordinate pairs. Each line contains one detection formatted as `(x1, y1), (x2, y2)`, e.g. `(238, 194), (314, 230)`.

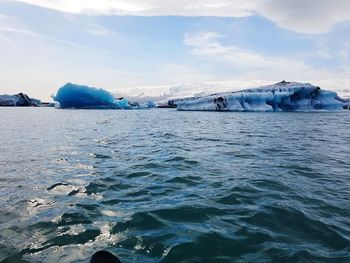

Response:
(184, 31), (326, 78)
(255, 0), (350, 34)
(14, 0), (254, 17)
(14, 0), (350, 34)
(183, 31), (350, 97)
(184, 31), (284, 70)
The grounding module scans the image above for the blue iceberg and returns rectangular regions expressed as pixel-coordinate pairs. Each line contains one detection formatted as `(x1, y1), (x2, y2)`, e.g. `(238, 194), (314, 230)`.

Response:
(173, 81), (349, 112)
(53, 83), (131, 109)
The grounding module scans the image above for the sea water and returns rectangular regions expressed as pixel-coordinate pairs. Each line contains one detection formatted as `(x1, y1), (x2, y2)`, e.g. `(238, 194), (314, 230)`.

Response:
(0, 108), (349, 262)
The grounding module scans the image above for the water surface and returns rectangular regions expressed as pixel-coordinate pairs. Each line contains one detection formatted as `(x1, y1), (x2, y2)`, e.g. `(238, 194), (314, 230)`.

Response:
(0, 108), (350, 262)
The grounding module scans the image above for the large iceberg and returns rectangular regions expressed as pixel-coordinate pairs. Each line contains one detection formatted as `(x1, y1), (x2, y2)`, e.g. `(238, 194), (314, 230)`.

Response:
(53, 83), (131, 109)
(0, 93), (40, 107)
(172, 81), (349, 112)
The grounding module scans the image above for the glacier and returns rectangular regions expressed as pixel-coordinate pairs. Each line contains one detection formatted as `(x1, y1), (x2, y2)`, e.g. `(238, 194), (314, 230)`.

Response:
(173, 81), (349, 112)
(53, 83), (131, 109)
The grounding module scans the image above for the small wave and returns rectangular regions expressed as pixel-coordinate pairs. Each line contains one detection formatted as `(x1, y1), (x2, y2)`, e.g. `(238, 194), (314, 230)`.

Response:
(127, 171), (152, 178)
(47, 183), (69, 191)
(57, 212), (93, 226)
(112, 212), (167, 233)
(151, 205), (227, 223)
(117, 235), (172, 258)
(165, 176), (201, 186)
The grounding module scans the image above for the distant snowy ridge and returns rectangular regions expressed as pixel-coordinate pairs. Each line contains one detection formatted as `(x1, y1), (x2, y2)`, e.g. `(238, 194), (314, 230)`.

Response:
(114, 81), (274, 104)
(172, 81), (349, 112)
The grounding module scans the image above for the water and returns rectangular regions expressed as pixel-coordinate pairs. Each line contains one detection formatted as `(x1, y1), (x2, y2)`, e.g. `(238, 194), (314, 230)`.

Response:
(0, 108), (350, 263)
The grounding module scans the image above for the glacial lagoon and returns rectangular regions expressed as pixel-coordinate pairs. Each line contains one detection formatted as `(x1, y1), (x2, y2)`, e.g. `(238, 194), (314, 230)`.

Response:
(0, 107), (350, 262)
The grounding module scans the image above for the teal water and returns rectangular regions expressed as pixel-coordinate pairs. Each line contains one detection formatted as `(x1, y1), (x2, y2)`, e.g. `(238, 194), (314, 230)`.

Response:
(0, 108), (350, 263)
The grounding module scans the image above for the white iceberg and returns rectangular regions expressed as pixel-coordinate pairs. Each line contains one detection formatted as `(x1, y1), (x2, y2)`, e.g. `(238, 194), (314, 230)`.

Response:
(172, 81), (349, 112)
(0, 93), (40, 107)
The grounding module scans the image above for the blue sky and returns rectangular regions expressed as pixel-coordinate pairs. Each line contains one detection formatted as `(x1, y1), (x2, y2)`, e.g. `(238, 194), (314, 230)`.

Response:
(1, 0), (350, 100)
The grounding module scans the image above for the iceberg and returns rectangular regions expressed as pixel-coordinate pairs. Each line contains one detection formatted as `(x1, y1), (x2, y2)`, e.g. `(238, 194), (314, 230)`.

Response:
(173, 81), (349, 112)
(53, 83), (131, 109)
(129, 101), (157, 109)
(0, 93), (40, 107)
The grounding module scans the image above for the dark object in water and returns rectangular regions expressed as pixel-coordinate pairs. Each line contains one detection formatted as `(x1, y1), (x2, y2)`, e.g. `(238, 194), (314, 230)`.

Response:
(90, 251), (122, 263)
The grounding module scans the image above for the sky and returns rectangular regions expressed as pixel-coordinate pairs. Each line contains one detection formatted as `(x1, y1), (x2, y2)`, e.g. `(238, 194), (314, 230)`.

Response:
(1, 0), (350, 101)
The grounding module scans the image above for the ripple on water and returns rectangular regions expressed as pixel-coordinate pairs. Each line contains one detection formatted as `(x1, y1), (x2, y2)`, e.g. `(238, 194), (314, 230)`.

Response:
(84, 182), (108, 195)
(164, 176), (201, 187)
(112, 212), (167, 233)
(162, 232), (267, 263)
(57, 212), (93, 226)
(241, 205), (350, 251)
(118, 234), (173, 258)
(127, 171), (152, 178)
(150, 205), (228, 223)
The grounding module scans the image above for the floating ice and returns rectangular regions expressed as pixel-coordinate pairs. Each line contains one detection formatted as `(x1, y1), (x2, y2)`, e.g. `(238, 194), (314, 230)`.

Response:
(172, 81), (349, 112)
(53, 83), (131, 109)
(0, 93), (39, 107)
(129, 101), (157, 109)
